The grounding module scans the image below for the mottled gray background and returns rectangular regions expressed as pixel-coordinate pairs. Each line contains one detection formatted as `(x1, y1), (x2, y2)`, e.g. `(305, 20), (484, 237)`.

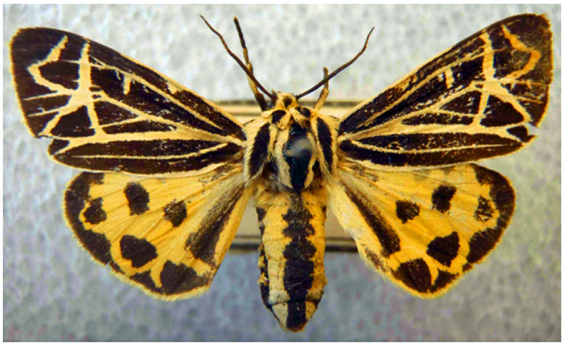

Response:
(4, 4), (560, 341)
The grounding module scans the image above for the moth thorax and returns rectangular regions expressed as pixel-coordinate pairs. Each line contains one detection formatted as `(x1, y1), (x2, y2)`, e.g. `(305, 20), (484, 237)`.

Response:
(275, 122), (318, 192)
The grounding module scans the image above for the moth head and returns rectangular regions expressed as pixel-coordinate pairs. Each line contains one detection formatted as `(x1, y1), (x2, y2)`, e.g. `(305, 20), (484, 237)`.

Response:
(272, 92), (298, 110)
(263, 92), (318, 129)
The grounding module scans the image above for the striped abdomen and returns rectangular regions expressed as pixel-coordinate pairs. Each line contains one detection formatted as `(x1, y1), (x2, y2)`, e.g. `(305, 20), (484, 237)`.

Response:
(256, 189), (328, 332)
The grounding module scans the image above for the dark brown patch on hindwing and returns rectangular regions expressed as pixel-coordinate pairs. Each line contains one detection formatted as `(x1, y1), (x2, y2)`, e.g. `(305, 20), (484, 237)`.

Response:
(65, 173), (113, 265)
(431, 184), (456, 213)
(130, 271), (159, 292)
(392, 259), (432, 293)
(345, 188), (401, 257)
(364, 248), (385, 271)
(120, 235), (157, 268)
(472, 165), (515, 224)
(159, 261), (210, 294)
(429, 270), (458, 293)
(395, 200), (420, 224)
(83, 197), (107, 224)
(466, 164), (515, 264)
(393, 258), (458, 294)
(474, 196), (494, 222)
(164, 200), (187, 227)
(185, 186), (244, 266)
(467, 227), (503, 264)
(124, 182), (150, 215)
(426, 232), (460, 267)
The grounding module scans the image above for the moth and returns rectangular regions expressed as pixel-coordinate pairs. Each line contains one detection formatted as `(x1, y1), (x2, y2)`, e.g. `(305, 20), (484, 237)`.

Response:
(10, 14), (552, 332)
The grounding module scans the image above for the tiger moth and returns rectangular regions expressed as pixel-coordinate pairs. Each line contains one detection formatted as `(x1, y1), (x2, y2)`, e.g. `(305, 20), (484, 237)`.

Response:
(10, 14), (553, 331)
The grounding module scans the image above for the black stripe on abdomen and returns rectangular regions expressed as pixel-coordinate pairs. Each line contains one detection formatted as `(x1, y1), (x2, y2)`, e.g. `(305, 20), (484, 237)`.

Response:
(257, 191), (327, 332)
(281, 198), (316, 330)
(281, 200), (316, 302)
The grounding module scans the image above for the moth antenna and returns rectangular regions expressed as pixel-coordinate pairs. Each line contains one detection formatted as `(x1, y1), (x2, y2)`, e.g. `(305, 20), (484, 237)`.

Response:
(200, 15), (275, 102)
(296, 27), (375, 100)
(233, 17), (268, 111)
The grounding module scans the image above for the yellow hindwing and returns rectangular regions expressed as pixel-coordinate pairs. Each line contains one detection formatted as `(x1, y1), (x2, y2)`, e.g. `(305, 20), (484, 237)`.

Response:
(329, 162), (514, 297)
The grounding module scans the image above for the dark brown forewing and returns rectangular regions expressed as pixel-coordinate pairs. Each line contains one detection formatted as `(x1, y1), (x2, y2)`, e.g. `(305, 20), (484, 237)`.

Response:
(338, 14), (552, 170)
(11, 28), (245, 175)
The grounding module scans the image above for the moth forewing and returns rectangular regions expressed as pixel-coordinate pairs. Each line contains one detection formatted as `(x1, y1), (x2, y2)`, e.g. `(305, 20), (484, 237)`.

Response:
(11, 27), (246, 178)
(337, 14), (552, 173)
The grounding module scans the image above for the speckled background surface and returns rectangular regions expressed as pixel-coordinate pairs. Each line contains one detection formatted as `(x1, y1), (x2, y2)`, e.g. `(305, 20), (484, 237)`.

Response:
(4, 4), (560, 341)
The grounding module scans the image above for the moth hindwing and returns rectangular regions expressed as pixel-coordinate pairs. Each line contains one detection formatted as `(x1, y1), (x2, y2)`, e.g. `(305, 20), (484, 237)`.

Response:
(11, 13), (552, 332)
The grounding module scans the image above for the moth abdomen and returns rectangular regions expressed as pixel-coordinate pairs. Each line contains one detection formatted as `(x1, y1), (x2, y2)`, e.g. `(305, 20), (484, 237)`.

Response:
(255, 188), (327, 332)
